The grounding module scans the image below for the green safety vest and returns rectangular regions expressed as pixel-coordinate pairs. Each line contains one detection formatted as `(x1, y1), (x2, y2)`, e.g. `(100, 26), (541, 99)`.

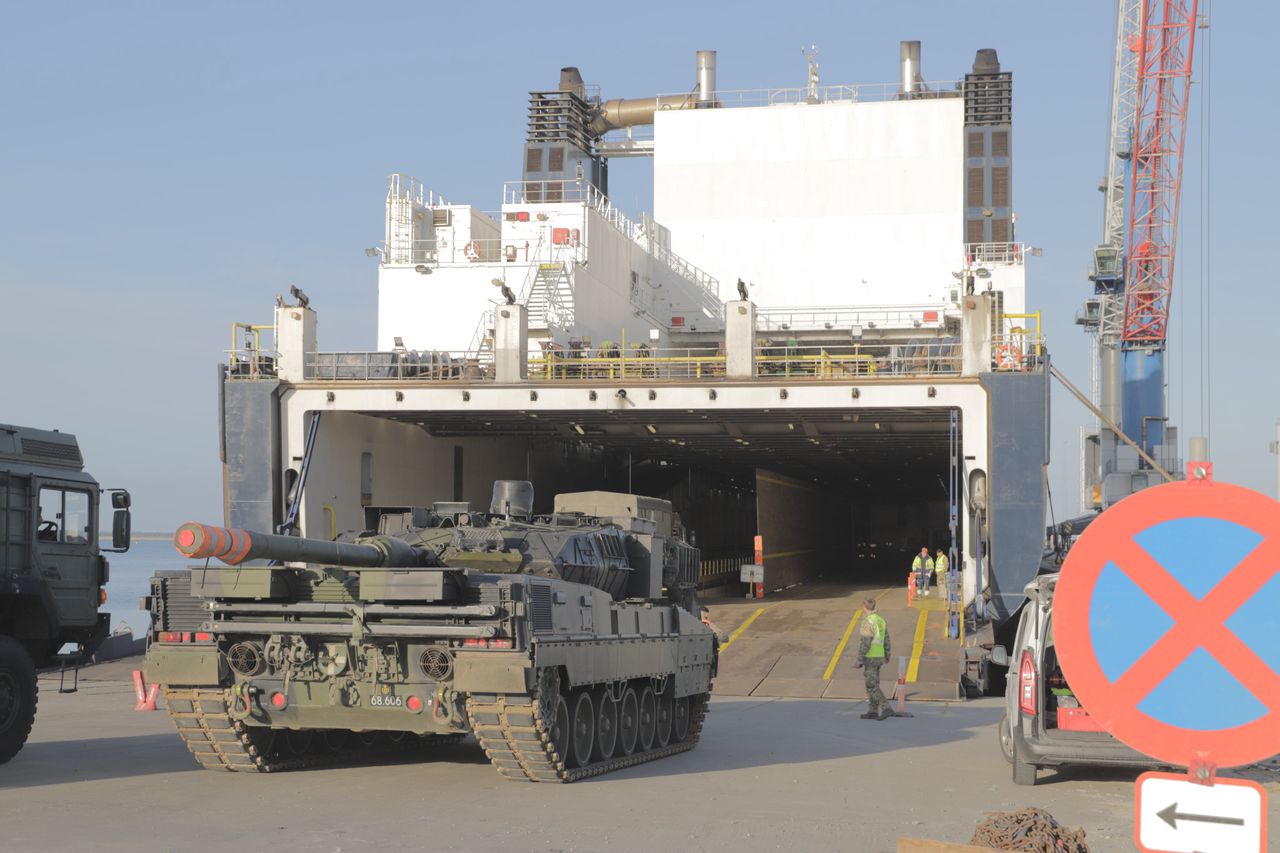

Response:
(912, 555), (934, 571)
(935, 555), (949, 574)
(866, 613), (887, 659)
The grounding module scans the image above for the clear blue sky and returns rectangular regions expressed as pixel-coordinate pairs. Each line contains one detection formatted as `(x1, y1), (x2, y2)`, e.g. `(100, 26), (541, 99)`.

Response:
(2, 1), (1276, 531)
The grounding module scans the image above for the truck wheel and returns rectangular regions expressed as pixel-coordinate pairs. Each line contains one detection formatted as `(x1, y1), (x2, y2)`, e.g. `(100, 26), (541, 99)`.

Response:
(998, 713), (1014, 765)
(1012, 737), (1038, 786)
(0, 636), (38, 765)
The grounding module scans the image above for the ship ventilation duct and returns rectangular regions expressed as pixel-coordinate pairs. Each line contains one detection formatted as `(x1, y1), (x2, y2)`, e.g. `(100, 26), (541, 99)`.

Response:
(696, 50), (717, 105)
(899, 40), (923, 95)
(587, 49), (714, 135)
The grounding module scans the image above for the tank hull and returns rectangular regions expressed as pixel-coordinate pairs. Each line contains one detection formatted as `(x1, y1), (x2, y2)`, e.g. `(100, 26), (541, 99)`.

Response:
(145, 567), (715, 780)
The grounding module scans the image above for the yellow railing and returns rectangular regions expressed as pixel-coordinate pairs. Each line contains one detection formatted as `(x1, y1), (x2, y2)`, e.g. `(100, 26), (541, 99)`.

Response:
(756, 352), (880, 378)
(228, 322), (277, 378)
(1002, 311), (1043, 356)
(992, 311), (1044, 371)
(531, 353), (726, 381)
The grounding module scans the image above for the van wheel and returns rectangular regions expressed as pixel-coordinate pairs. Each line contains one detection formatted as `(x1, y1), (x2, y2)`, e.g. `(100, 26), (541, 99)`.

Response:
(1012, 737), (1038, 786)
(0, 636), (38, 765)
(998, 713), (1014, 765)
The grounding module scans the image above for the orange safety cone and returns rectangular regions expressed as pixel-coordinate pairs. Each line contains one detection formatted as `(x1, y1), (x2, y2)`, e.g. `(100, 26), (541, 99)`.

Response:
(132, 669), (158, 711)
(906, 574), (916, 606)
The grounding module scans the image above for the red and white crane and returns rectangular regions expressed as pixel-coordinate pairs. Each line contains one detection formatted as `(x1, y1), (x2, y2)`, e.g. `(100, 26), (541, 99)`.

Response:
(1121, 0), (1199, 348)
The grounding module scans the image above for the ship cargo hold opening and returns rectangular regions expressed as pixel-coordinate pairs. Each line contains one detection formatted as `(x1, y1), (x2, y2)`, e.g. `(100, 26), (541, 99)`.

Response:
(276, 404), (959, 592)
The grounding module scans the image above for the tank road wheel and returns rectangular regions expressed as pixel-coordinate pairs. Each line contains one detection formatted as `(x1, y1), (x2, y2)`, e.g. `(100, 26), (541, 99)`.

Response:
(548, 694), (571, 762)
(0, 637), (37, 765)
(618, 687), (640, 756)
(356, 731), (382, 747)
(320, 730), (350, 753)
(567, 690), (595, 769)
(655, 686), (674, 747)
(283, 729), (314, 757)
(592, 689), (618, 762)
(671, 695), (691, 743)
(637, 685), (657, 752)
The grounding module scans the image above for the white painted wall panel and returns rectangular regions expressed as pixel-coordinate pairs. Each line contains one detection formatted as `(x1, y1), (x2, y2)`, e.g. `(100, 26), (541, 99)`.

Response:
(654, 99), (966, 308)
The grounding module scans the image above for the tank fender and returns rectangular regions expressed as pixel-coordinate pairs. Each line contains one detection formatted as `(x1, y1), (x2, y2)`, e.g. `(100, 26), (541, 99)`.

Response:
(452, 651), (532, 694)
(144, 643), (225, 687)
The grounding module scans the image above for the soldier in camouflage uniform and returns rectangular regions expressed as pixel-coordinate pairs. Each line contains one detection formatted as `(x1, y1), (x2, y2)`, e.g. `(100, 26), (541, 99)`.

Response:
(855, 598), (893, 720)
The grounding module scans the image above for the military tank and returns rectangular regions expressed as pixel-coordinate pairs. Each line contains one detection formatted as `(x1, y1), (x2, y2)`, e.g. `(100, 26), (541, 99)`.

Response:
(143, 481), (716, 781)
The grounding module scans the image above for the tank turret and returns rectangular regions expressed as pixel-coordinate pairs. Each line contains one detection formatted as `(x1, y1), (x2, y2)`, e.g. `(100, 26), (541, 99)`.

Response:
(173, 522), (434, 568)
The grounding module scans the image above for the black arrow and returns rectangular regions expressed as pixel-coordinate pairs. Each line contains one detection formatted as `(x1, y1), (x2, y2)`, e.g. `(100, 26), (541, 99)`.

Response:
(1157, 802), (1245, 829)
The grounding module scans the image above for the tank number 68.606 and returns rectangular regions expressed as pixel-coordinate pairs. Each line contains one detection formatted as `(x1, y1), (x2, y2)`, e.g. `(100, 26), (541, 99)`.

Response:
(369, 694), (403, 707)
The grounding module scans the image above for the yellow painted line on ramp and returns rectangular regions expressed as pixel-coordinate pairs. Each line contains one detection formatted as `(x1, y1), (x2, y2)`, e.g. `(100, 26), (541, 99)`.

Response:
(905, 609), (929, 682)
(822, 608), (863, 680)
(720, 606), (768, 652)
(822, 587), (893, 681)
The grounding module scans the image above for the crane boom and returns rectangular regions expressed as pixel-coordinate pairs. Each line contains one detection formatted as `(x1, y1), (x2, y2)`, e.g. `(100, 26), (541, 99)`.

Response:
(1121, 0), (1199, 348)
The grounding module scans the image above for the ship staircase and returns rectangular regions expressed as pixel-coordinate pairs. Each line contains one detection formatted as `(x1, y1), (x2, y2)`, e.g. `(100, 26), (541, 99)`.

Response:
(522, 235), (577, 337)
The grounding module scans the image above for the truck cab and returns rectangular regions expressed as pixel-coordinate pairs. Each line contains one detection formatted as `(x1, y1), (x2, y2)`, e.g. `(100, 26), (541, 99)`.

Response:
(998, 572), (1159, 784)
(0, 424), (131, 764)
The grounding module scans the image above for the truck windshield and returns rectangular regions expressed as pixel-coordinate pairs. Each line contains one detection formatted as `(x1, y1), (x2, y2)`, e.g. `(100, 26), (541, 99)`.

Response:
(38, 487), (92, 544)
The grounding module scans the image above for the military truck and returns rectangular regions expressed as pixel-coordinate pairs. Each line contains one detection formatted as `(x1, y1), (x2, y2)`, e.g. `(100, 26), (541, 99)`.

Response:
(144, 481), (715, 781)
(0, 424), (132, 764)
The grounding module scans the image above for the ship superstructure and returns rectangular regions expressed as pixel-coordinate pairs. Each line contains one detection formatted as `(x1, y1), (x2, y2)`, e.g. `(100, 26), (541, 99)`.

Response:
(375, 45), (1025, 362)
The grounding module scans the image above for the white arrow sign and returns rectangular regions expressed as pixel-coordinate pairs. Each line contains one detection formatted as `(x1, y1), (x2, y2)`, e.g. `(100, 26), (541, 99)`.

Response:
(1136, 771), (1267, 853)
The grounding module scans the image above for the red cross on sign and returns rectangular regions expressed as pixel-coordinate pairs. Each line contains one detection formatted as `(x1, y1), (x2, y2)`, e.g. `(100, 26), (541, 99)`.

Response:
(1054, 476), (1280, 768)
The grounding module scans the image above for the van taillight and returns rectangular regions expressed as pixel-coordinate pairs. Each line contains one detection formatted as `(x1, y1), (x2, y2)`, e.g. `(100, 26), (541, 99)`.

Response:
(1018, 650), (1037, 716)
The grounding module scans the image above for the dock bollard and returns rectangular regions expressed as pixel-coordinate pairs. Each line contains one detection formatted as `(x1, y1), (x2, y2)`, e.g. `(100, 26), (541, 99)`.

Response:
(132, 669), (158, 712)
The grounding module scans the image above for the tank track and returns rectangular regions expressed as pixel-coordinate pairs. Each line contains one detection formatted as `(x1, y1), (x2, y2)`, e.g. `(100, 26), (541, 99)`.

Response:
(467, 681), (711, 783)
(163, 687), (463, 772)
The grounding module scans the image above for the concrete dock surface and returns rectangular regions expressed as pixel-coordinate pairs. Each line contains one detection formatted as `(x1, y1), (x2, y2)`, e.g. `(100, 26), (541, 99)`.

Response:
(9, 657), (1277, 852)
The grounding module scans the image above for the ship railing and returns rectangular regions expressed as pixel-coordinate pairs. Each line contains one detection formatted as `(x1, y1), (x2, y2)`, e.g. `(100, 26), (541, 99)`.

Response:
(430, 236), (515, 265)
(226, 322), (279, 379)
(386, 173), (449, 209)
(530, 346), (725, 381)
(753, 343), (960, 377)
(964, 242), (1027, 267)
(991, 312), (1045, 372)
(381, 238), (439, 267)
(756, 303), (957, 333)
(225, 349), (280, 379)
(304, 350), (493, 382)
(637, 80), (963, 110)
(280, 343), (976, 384)
(502, 180), (720, 304)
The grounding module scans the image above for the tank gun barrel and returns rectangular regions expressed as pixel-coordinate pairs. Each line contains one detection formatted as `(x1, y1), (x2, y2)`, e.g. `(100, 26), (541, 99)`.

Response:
(173, 522), (429, 568)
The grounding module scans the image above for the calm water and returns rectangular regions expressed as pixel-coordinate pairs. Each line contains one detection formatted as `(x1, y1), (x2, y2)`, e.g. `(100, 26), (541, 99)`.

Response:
(103, 538), (183, 637)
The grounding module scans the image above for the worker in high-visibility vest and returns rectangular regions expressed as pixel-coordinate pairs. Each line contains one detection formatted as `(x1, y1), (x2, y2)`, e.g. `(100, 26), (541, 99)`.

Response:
(911, 547), (934, 596)
(854, 598), (893, 720)
(934, 548), (950, 602)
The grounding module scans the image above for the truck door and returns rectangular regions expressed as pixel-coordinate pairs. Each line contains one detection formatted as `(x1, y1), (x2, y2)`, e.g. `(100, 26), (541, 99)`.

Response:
(33, 481), (99, 631)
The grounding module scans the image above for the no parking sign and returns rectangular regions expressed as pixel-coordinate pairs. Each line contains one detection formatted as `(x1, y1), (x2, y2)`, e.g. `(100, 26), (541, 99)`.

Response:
(1054, 471), (1277, 851)
(1055, 474), (1280, 767)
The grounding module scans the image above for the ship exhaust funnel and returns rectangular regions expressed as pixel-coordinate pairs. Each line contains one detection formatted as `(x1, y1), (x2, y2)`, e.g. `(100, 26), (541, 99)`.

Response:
(899, 40), (922, 95)
(696, 50), (717, 105)
(559, 66), (585, 98)
(972, 48), (1000, 74)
